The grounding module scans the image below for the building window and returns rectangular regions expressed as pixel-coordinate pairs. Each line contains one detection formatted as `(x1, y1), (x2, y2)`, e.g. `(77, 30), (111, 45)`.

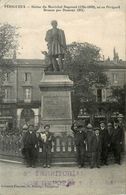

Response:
(102, 89), (106, 102)
(5, 73), (10, 82)
(97, 89), (102, 103)
(112, 73), (118, 84)
(24, 73), (31, 83)
(24, 88), (32, 102)
(96, 89), (107, 103)
(4, 88), (10, 99)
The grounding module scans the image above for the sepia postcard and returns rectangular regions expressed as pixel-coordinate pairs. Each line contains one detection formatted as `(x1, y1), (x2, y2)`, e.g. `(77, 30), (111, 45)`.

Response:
(0, 0), (126, 195)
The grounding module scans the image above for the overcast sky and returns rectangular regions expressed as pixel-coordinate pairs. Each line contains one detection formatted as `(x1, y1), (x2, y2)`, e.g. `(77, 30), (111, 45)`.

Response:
(0, 0), (125, 60)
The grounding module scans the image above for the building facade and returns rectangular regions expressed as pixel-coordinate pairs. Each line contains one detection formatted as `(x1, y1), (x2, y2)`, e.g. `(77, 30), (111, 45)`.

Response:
(1, 59), (45, 130)
(95, 62), (126, 103)
(0, 50), (126, 130)
(95, 49), (126, 104)
(16, 59), (44, 129)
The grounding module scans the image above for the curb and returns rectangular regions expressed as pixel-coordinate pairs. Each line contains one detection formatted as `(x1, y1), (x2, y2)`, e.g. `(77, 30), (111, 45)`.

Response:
(0, 158), (77, 166)
(0, 158), (22, 164)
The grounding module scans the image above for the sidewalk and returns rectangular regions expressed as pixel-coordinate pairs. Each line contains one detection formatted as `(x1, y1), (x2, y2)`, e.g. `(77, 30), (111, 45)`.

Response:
(0, 160), (126, 195)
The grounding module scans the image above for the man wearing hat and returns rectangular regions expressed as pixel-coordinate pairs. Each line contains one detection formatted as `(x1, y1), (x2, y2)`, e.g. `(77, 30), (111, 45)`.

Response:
(107, 122), (114, 158)
(86, 124), (101, 168)
(100, 122), (109, 165)
(117, 114), (125, 152)
(86, 124), (94, 151)
(38, 124), (53, 168)
(111, 120), (124, 164)
(71, 122), (86, 168)
(23, 125), (38, 168)
(93, 128), (102, 168)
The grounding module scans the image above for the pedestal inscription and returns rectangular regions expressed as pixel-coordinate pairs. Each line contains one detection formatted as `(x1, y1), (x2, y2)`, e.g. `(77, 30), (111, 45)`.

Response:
(39, 72), (73, 133)
(43, 96), (71, 119)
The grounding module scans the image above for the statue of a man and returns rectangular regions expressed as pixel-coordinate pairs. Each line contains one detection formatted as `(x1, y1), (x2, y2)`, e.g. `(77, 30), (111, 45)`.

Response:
(45, 20), (66, 72)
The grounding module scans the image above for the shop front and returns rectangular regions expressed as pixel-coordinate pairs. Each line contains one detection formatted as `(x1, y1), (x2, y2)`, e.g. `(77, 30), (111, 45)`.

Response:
(0, 104), (16, 131)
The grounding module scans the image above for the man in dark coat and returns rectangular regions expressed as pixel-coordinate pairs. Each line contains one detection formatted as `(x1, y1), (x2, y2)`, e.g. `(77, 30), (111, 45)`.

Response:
(23, 125), (38, 168)
(117, 114), (125, 152)
(92, 128), (102, 168)
(100, 122), (109, 165)
(38, 124), (53, 168)
(111, 120), (124, 164)
(71, 122), (86, 168)
(86, 124), (101, 168)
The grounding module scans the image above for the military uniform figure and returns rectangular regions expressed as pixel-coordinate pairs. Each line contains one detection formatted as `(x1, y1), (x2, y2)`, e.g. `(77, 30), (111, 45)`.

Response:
(38, 124), (53, 168)
(23, 125), (38, 168)
(71, 122), (86, 168)
(100, 122), (109, 165)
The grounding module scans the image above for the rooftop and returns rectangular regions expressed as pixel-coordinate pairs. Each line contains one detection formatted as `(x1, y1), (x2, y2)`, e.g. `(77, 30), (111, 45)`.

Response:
(99, 60), (126, 69)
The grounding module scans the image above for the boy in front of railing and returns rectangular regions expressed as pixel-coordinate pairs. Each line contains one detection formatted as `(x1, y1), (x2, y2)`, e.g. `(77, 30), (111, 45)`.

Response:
(38, 124), (53, 168)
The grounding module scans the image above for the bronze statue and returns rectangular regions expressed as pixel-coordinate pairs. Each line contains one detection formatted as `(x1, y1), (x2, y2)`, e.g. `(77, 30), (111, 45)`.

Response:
(45, 20), (66, 72)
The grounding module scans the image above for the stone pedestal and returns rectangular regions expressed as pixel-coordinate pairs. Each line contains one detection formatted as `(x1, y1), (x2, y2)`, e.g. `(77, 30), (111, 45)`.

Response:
(39, 72), (73, 134)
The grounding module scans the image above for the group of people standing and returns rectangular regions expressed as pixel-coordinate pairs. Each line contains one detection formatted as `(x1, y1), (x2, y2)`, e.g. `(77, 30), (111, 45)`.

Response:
(22, 124), (53, 168)
(72, 120), (124, 168)
(22, 119), (124, 169)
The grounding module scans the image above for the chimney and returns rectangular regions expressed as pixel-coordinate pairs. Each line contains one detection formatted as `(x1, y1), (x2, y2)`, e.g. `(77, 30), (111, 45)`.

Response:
(113, 47), (119, 64)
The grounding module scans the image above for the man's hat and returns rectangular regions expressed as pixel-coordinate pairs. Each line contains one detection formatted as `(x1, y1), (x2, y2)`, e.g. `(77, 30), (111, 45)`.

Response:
(22, 123), (28, 130)
(107, 122), (112, 126)
(100, 121), (105, 125)
(28, 125), (34, 131)
(94, 127), (100, 131)
(28, 124), (34, 128)
(87, 124), (93, 129)
(44, 124), (50, 129)
(51, 20), (58, 26)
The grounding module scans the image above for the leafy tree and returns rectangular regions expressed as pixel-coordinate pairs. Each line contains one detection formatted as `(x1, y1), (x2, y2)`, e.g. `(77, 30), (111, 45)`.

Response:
(0, 23), (19, 100)
(109, 85), (126, 114)
(64, 42), (108, 117)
